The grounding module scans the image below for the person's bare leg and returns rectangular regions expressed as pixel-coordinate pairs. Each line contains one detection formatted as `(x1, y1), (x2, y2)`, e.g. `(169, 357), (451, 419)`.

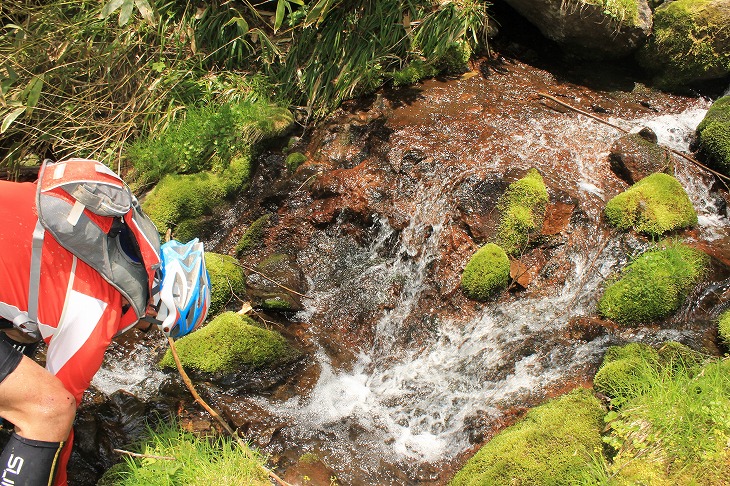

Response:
(0, 355), (75, 442)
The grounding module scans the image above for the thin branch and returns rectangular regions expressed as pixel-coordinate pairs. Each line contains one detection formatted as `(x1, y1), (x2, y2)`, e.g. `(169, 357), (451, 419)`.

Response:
(113, 449), (176, 461)
(235, 262), (311, 299)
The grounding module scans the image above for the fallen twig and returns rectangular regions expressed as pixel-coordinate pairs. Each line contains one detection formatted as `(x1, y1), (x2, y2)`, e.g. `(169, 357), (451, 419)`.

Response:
(167, 337), (293, 486)
(113, 449), (176, 461)
(536, 91), (730, 188)
(235, 262), (311, 299)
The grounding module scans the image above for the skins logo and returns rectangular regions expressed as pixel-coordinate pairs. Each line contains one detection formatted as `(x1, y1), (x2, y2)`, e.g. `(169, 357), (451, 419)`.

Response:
(1, 454), (23, 486)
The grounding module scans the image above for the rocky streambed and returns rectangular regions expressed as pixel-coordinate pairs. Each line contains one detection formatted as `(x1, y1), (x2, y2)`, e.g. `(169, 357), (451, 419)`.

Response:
(74, 48), (729, 485)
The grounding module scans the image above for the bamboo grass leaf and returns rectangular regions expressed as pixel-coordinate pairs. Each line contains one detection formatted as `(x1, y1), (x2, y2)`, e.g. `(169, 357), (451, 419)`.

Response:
(119, 0), (134, 26)
(101, 0), (125, 19)
(25, 75), (44, 117)
(275, 0), (286, 32)
(134, 0), (155, 24)
(2, 107), (26, 134)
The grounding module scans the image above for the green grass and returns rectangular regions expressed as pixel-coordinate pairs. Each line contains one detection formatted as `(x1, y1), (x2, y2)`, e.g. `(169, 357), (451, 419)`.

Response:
(497, 168), (549, 255)
(97, 421), (269, 486)
(205, 253), (247, 316)
(159, 312), (298, 374)
(605, 172), (697, 237)
(598, 241), (709, 325)
(461, 243), (510, 301)
(718, 309), (730, 347)
(450, 388), (605, 486)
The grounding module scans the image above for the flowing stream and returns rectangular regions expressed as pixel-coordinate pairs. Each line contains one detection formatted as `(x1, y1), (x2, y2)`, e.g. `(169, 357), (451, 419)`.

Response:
(92, 60), (728, 485)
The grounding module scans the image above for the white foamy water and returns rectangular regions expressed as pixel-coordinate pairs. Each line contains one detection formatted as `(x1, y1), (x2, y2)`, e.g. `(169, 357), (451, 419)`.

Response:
(91, 342), (166, 398)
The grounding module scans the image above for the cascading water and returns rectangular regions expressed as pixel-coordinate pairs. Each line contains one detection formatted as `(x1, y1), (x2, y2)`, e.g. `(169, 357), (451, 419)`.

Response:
(254, 90), (720, 483)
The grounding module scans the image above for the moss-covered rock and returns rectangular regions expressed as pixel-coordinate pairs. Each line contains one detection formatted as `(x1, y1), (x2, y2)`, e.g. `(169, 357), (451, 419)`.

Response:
(637, 0), (730, 90)
(142, 153), (253, 241)
(598, 242), (709, 325)
(605, 172), (697, 237)
(594, 342), (660, 405)
(206, 252), (246, 316)
(696, 95), (730, 176)
(657, 340), (707, 372)
(497, 168), (549, 255)
(235, 214), (271, 256)
(461, 243), (510, 301)
(285, 152), (307, 173)
(247, 254), (306, 312)
(718, 308), (730, 346)
(390, 59), (439, 87)
(159, 312), (297, 374)
(450, 388), (605, 485)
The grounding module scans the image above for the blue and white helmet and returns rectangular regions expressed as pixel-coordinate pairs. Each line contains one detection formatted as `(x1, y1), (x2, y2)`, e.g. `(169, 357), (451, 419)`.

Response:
(154, 239), (211, 338)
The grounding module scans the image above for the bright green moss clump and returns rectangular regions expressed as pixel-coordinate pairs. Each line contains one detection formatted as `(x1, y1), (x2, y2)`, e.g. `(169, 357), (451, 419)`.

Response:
(461, 243), (510, 301)
(142, 153), (253, 241)
(594, 342), (659, 406)
(159, 312), (296, 373)
(605, 172), (697, 237)
(497, 169), (549, 255)
(637, 0), (730, 89)
(390, 59), (439, 87)
(205, 252), (246, 316)
(450, 388), (604, 486)
(598, 242), (709, 325)
(696, 96), (730, 176)
(285, 152), (307, 173)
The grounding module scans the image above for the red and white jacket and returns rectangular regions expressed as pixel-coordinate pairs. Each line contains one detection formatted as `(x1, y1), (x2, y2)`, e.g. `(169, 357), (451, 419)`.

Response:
(0, 180), (126, 486)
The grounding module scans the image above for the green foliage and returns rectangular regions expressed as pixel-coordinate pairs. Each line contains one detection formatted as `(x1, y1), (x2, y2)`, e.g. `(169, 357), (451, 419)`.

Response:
(605, 172), (697, 237)
(461, 243), (510, 301)
(497, 168), (549, 255)
(389, 59), (439, 87)
(594, 343), (660, 406)
(598, 241), (709, 325)
(718, 309), (730, 347)
(268, 1), (491, 119)
(637, 0), (730, 89)
(97, 420), (269, 486)
(141, 153), (253, 241)
(159, 312), (297, 373)
(450, 388), (605, 486)
(127, 100), (292, 187)
(603, 357), (730, 484)
(205, 252), (246, 316)
(236, 214), (272, 257)
(285, 152), (307, 173)
(582, 0), (640, 25)
(696, 96), (730, 176)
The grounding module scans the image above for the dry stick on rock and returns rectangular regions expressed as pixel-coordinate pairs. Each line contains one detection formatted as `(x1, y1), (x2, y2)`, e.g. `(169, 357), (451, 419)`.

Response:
(234, 262), (311, 299)
(536, 92), (730, 189)
(166, 337), (293, 486)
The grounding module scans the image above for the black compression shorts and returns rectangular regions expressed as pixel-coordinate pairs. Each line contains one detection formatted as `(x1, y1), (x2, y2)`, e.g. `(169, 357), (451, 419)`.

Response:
(0, 337), (23, 385)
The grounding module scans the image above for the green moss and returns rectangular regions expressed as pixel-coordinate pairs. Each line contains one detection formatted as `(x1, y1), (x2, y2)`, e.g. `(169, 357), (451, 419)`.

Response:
(450, 388), (605, 486)
(718, 309), (730, 346)
(261, 297), (292, 311)
(605, 172), (697, 237)
(598, 242), (709, 325)
(235, 214), (271, 256)
(497, 168), (549, 255)
(696, 96), (730, 175)
(285, 152), (307, 173)
(390, 59), (439, 87)
(205, 252), (246, 316)
(460, 243), (510, 301)
(594, 343), (660, 406)
(637, 0), (730, 89)
(657, 340), (707, 373)
(142, 152), (253, 241)
(159, 312), (296, 373)
(583, 0), (640, 26)
(436, 40), (472, 75)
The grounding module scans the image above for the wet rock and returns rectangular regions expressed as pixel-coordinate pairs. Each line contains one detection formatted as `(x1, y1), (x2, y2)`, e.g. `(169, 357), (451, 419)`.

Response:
(247, 253), (306, 312)
(608, 130), (672, 184)
(542, 201), (575, 235)
(503, 0), (652, 60)
(454, 175), (507, 242)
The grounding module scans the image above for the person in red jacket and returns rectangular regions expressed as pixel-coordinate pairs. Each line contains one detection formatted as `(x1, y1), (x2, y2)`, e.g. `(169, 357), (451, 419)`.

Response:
(0, 178), (210, 485)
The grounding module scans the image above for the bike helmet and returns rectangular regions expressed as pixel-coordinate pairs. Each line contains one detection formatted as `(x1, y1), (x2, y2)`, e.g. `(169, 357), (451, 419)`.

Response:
(154, 238), (211, 338)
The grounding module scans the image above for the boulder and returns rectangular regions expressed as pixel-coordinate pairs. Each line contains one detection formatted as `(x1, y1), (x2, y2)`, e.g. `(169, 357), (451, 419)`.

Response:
(246, 253), (306, 312)
(609, 129), (672, 184)
(637, 0), (730, 90)
(695, 95), (730, 176)
(503, 0), (653, 59)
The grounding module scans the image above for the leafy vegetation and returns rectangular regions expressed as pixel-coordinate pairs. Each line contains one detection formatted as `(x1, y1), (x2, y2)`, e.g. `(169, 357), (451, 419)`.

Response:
(450, 388), (605, 485)
(159, 312), (298, 374)
(605, 172), (697, 237)
(97, 421), (269, 486)
(461, 243), (510, 300)
(719, 309), (730, 347)
(497, 168), (549, 255)
(598, 241), (709, 325)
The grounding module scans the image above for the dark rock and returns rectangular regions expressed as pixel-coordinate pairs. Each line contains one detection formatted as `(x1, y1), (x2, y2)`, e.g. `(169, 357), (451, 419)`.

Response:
(609, 130), (672, 184)
(246, 253), (307, 312)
